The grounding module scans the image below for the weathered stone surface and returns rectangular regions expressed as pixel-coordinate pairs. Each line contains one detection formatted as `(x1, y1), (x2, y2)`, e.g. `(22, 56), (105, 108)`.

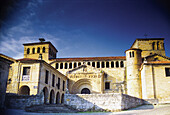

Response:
(5, 93), (44, 109)
(64, 93), (143, 112)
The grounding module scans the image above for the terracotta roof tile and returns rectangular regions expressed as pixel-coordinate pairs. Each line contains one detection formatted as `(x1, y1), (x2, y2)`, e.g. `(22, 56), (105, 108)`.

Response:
(50, 56), (126, 62)
(147, 61), (170, 64)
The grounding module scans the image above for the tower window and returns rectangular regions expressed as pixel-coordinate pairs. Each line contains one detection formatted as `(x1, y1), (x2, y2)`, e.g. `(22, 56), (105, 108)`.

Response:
(32, 48), (35, 54)
(102, 62), (105, 68)
(105, 82), (110, 90)
(106, 62), (109, 68)
(129, 52), (132, 58)
(116, 61), (119, 68)
(132, 51), (134, 57)
(111, 61), (114, 68)
(56, 63), (59, 69)
(157, 42), (159, 50)
(97, 62), (100, 68)
(37, 47), (40, 53)
(69, 63), (72, 69)
(120, 61), (124, 67)
(165, 68), (170, 77)
(60, 63), (63, 69)
(74, 62), (77, 68)
(152, 42), (155, 50)
(27, 48), (30, 54)
(65, 63), (68, 69)
(43, 47), (45, 53)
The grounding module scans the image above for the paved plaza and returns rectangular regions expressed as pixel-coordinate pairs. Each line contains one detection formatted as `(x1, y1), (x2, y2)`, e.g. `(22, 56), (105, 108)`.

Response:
(2, 104), (170, 115)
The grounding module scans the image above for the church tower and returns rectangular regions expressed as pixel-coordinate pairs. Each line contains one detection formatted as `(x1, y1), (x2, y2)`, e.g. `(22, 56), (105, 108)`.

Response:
(23, 38), (58, 62)
(125, 48), (142, 98)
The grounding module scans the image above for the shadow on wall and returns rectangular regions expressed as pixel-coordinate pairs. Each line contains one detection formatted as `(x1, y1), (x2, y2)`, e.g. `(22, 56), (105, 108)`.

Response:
(64, 93), (154, 112)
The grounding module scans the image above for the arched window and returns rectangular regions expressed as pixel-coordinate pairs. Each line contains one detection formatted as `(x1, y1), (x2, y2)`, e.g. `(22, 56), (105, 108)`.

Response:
(116, 61), (119, 68)
(69, 63), (72, 69)
(27, 48), (30, 54)
(111, 61), (114, 68)
(97, 62), (100, 68)
(32, 48), (35, 54)
(102, 62), (105, 68)
(56, 63), (59, 69)
(78, 62), (81, 66)
(152, 42), (155, 50)
(65, 63), (68, 69)
(157, 42), (159, 50)
(60, 63), (63, 69)
(37, 47), (40, 53)
(120, 61), (124, 67)
(87, 62), (90, 65)
(92, 62), (95, 67)
(106, 62), (109, 68)
(43, 47), (45, 53)
(74, 62), (77, 68)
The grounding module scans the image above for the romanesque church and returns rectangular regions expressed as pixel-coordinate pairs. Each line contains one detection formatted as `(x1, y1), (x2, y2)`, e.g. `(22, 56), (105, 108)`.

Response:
(3, 38), (170, 104)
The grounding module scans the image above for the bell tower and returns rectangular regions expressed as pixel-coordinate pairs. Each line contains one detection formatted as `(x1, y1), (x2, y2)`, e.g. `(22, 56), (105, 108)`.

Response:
(23, 38), (58, 62)
(125, 48), (142, 98)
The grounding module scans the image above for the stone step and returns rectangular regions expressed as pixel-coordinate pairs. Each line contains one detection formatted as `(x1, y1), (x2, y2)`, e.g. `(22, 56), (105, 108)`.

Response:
(25, 104), (78, 113)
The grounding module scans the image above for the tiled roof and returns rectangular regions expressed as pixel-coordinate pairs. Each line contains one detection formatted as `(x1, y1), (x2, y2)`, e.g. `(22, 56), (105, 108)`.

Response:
(0, 53), (15, 62)
(50, 56), (126, 62)
(17, 58), (38, 61)
(146, 61), (170, 64)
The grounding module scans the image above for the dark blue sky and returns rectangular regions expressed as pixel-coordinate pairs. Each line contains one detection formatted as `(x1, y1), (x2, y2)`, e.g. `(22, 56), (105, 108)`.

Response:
(0, 0), (170, 59)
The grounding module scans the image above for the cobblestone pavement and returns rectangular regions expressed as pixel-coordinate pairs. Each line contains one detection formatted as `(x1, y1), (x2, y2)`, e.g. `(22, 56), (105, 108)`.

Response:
(2, 104), (170, 115)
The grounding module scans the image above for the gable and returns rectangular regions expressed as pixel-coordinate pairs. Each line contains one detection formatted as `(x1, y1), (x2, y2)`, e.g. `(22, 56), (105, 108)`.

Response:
(145, 54), (170, 62)
(67, 64), (102, 74)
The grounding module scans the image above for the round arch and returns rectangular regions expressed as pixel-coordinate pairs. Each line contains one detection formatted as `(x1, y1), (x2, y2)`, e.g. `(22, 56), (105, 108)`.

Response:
(71, 79), (92, 94)
(49, 89), (55, 104)
(19, 85), (30, 95)
(56, 92), (60, 104)
(61, 93), (64, 104)
(81, 88), (90, 94)
(43, 87), (48, 104)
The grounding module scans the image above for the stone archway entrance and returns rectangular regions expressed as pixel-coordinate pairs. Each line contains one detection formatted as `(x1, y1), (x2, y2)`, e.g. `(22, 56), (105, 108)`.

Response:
(81, 88), (90, 94)
(19, 85), (30, 95)
(56, 92), (60, 104)
(43, 87), (48, 104)
(49, 90), (55, 104)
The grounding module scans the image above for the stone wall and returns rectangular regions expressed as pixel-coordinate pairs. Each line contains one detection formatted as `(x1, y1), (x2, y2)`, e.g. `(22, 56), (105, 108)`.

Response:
(64, 93), (143, 112)
(5, 93), (44, 109)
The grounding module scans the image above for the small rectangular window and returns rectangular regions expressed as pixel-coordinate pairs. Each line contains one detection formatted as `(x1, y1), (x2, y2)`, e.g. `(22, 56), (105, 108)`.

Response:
(105, 82), (110, 90)
(165, 68), (170, 77)
(52, 74), (55, 87)
(63, 81), (65, 91)
(22, 67), (30, 81)
(45, 70), (49, 84)
(58, 78), (60, 89)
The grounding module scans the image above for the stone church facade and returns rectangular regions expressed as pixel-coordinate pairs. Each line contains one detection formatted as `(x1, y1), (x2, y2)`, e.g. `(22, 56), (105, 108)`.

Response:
(6, 38), (170, 104)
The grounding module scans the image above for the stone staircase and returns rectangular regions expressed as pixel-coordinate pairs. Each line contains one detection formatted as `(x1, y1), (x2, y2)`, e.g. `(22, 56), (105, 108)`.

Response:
(25, 104), (78, 113)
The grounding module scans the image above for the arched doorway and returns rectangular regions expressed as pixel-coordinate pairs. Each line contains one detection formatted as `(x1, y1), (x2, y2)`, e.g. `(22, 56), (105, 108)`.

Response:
(71, 79), (92, 94)
(43, 87), (48, 104)
(49, 90), (55, 104)
(61, 94), (64, 104)
(81, 88), (90, 94)
(56, 92), (60, 104)
(19, 85), (30, 95)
